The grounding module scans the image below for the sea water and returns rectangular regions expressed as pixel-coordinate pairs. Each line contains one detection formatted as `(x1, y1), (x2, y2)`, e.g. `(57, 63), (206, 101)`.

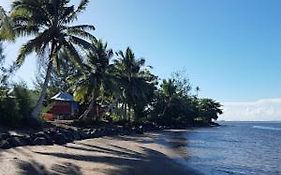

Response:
(180, 122), (281, 175)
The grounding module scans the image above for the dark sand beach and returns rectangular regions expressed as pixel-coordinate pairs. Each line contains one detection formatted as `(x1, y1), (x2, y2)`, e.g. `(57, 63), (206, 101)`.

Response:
(0, 131), (199, 175)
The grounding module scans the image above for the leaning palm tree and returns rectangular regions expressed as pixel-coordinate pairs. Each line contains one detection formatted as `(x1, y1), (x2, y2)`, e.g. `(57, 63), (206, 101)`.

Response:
(3, 0), (95, 119)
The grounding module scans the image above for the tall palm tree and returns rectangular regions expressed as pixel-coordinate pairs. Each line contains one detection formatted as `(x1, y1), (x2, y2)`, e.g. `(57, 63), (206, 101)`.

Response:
(70, 39), (115, 121)
(114, 48), (156, 121)
(3, 0), (95, 119)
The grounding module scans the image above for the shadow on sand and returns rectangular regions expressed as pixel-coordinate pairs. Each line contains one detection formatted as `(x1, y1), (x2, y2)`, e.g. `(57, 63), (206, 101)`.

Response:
(17, 160), (82, 175)
(13, 131), (199, 175)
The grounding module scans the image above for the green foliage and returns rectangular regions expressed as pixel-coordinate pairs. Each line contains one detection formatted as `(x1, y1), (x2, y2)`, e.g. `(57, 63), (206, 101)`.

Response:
(71, 39), (114, 104)
(0, 6), (15, 41)
(0, 94), (20, 126)
(8, 0), (95, 68)
(113, 48), (157, 121)
(171, 70), (192, 96)
(196, 98), (223, 123)
(0, 83), (37, 126)
(13, 83), (37, 118)
(149, 73), (223, 126)
(149, 78), (196, 126)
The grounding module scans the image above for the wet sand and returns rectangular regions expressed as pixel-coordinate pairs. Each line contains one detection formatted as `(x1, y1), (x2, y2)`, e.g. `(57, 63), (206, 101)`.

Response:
(0, 131), (199, 175)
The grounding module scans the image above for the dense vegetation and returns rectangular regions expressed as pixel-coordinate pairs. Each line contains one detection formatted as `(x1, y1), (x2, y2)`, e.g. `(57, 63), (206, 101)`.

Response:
(0, 0), (222, 128)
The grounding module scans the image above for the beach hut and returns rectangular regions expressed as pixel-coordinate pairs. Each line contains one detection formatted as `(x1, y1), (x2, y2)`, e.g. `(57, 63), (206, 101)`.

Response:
(48, 92), (79, 120)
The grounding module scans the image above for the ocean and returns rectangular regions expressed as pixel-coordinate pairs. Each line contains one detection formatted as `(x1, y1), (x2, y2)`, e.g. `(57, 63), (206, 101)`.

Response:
(170, 122), (281, 175)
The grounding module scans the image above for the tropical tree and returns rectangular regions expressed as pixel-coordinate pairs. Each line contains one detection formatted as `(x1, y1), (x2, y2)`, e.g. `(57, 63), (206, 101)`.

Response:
(197, 98), (223, 123)
(159, 72), (192, 117)
(149, 73), (198, 126)
(114, 48), (157, 121)
(70, 39), (115, 121)
(171, 70), (192, 97)
(0, 82), (37, 127)
(3, 0), (96, 119)
(158, 79), (178, 117)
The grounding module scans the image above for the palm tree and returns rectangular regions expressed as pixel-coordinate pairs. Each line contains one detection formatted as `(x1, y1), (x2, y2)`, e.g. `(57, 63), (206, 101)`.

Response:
(3, 0), (95, 119)
(159, 79), (178, 117)
(71, 39), (115, 121)
(114, 48), (156, 121)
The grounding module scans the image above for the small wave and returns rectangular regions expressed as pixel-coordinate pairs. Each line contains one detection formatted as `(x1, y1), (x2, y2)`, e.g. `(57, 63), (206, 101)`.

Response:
(252, 125), (281, 131)
(217, 168), (248, 175)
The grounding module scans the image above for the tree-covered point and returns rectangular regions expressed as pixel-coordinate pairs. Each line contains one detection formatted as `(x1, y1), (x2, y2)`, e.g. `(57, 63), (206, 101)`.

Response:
(0, 0), (223, 128)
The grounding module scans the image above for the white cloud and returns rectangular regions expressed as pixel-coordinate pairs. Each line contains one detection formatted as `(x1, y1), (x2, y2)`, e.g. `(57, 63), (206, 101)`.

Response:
(220, 98), (281, 121)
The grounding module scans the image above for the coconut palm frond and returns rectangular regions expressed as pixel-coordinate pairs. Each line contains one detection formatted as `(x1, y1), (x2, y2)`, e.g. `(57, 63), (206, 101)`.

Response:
(65, 0), (90, 23)
(66, 27), (96, 42)
(69, 35), (95, 52)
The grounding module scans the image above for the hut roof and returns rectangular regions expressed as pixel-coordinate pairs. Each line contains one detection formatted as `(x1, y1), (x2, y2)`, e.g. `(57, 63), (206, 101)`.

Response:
(51, 92), (74, 102)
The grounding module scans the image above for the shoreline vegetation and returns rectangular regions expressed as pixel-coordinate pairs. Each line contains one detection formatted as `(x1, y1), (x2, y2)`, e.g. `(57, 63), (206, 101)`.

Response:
(0, 0), (222, 174)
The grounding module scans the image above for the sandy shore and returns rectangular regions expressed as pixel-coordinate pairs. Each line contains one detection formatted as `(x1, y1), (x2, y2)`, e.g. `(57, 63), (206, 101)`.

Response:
(0, 130), (199, 175)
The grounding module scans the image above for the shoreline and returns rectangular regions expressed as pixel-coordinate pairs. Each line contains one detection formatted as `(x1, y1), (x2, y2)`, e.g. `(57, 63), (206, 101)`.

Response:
(0, 122), (219, 150)
(0, 130), (200, 175)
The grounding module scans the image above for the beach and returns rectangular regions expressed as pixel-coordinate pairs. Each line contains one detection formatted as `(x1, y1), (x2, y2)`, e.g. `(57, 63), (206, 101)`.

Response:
(0, 131), (199, 175)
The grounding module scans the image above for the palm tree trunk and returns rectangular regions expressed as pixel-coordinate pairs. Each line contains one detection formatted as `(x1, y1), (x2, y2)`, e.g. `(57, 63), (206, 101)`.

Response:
(79, 97), (95, 121)
(124, 103), (127, 121)
(31, 41), (56, 119)
(128, 106), (131, 123)
(121, 103), (124, 120)
(31, 60), (53, 119)
(161, 97), (172, 117)
(115, 102), (118, 115)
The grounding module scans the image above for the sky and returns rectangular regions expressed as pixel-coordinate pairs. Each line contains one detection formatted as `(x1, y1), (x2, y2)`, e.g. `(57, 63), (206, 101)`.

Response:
(1, 0), (281, 121)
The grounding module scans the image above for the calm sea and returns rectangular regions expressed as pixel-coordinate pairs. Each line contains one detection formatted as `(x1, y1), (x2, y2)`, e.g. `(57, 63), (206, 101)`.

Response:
(170, 122), (281, 175)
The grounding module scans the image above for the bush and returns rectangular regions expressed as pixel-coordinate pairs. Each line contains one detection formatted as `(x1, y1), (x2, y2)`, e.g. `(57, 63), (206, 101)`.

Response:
(0, 83), (37, 127)
(0, 96), (21, 126)
(149, 95), (196, 126)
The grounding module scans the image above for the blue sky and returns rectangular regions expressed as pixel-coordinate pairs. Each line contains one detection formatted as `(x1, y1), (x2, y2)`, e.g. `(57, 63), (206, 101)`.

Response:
(1, 0), (281, 120)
